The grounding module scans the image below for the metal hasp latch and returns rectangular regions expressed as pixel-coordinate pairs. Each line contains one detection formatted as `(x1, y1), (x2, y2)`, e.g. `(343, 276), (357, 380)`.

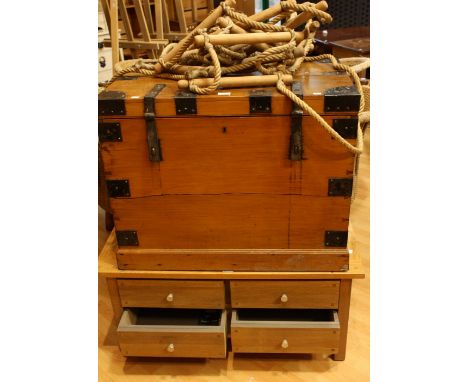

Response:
(249, 89), (272, 113)
(98, 122), (122, 142)
(328, 178), (353, 197)
(174, 90), (197, 115)
(106, 179), (130, 198)
(144, 84), (166, 162)
(289, 81), (303, 160)
(324, 231), (348, 247)
(333, 118), (358, 139)
(116, 230), (139, 246)
(98, 90), (126, 116)
(324, 86), (360, 113)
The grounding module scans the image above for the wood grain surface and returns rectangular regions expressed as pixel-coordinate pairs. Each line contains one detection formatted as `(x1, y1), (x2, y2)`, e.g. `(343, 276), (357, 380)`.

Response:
(99, 115), (355, 198)
(230, 280), (340, 309)
(116, 248), (349, 272)
(118, 279), (225, 308)
(231, 327), (340, 354)
(118, 330), (226, 358)
(111, 194), (350, 250)
(99, 234), (362, 279)
(98, 122), (370, 381)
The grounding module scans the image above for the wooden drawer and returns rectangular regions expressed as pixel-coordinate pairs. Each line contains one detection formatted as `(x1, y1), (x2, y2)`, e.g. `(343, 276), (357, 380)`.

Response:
(118, 279), (225, 308)
(117, 308), (227, 358)
(231, 309), (340, 354)
(230, 281), (340, 309)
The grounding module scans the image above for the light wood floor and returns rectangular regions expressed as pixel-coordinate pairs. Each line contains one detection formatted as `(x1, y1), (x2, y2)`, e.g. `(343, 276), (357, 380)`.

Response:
(98, 131), (370, 381)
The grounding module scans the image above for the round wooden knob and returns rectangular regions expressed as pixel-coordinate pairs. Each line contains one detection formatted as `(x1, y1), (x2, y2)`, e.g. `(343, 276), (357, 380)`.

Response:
(280, 294), (288, 303)
(281, 339), (289, 349)
(166, 293), (174, 302)
(166, 343), (175, 353)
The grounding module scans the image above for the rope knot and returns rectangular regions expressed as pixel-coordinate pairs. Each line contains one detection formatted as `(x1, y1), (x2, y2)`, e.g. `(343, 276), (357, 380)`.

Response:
(280, 1), (291, 11)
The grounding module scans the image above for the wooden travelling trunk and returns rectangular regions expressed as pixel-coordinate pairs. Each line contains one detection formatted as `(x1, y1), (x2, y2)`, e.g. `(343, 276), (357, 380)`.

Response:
(98, 61), (360, 272)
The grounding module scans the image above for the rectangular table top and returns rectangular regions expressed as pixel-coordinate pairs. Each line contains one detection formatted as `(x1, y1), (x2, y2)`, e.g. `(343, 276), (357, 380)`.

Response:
(99, 231), (365, 280)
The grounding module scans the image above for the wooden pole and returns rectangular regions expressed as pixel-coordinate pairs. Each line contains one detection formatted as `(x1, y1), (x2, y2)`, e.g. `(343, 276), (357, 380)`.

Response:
(154, 0), (237, 74)
(217, 17), (270, 51)
(117, 0), (138, 59)
(241, 46), (304, 65)
(110, 0), (119, 74)
(235, 2), (283, 29)
(154, 0), (164, 40)
(193, 31), (306, 48)
(254, 2), (282, 22)
(283, 1), (329, 29)
(178, 74), (294, 89)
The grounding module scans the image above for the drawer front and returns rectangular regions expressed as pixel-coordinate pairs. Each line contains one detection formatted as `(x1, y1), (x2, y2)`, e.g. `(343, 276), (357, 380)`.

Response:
(119, 330), (226, 358)
(230, 281), (340, 308)
(231, 310), (340, 354)
(231, 327), (340, 354)
(118, 280), (225, 308)
(118, 309), (227, 358)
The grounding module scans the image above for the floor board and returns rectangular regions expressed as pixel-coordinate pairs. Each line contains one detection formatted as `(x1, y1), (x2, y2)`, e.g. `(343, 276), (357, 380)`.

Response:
(98, 131), (370, 381)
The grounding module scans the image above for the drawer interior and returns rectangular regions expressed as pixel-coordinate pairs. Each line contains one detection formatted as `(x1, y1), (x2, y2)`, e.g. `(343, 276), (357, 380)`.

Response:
(119, 308), (225, 331)
(134, 308), (221, 326)
(237, 309), (335, 322)
(232, 309), (339, 328)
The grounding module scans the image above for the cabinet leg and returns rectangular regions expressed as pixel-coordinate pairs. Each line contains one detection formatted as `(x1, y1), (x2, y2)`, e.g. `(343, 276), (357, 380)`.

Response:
(333, 279), (352, 361)
(106, 278), (123, 325)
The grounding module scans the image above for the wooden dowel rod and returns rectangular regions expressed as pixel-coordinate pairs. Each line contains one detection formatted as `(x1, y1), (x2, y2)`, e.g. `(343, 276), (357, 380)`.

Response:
(193, 31), (305, 48)
(103, 39), (168, 49)
(110, 0), (119, 73)
(217, 17), (271, 51)
(283, 1), (329, 29)
(241, 46), (304, 64)
(178, 74), (293, 89)
(246, 3), (283, 23)
(154, 0), (236, 73)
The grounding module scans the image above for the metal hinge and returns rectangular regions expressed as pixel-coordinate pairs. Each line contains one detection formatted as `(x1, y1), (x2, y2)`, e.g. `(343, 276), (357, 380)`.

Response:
(249, 89), (272, 114)
(98, 122), (122, 142)
(144, 84), (166, 162)
(174, 90), (197, 115)
(324, 231), (348, 247)
(116, 230), (139, 246)
(98, 90), (126, 116)
(106, 179), (130, 198)
(324, 86), (360, 113)
(289, 81), (303, 160)
(333, 119), (358, 139)
(328, 178), (353, 197)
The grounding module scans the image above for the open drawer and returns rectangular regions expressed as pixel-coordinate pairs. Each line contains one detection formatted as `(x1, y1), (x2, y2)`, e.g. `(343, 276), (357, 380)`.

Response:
(117, 308), (227, 358)
(231, 309), (340, 354)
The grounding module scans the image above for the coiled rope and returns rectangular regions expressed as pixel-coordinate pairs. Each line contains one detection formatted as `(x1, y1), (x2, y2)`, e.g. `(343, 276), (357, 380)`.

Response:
(113, 1), (370, 194)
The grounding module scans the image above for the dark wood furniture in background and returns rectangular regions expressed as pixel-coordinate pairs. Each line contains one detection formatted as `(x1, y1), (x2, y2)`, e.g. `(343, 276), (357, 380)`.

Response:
(314, 27), (369, 58)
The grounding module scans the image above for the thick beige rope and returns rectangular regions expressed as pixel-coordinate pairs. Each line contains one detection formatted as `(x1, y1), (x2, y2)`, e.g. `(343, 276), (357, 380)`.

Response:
(113, 1), (370, 158)
(188, 34), (222, 94)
